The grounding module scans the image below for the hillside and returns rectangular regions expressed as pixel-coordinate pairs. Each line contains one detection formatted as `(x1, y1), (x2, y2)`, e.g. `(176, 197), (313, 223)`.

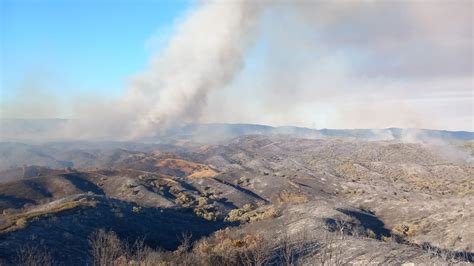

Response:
(0, 133), (473, 264)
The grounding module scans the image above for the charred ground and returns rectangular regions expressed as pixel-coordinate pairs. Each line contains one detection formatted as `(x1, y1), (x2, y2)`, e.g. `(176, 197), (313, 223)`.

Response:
(0, 125), (473, 265)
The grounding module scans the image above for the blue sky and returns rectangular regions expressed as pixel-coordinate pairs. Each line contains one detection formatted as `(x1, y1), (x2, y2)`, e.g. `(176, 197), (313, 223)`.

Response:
(1, 0), (193, 98)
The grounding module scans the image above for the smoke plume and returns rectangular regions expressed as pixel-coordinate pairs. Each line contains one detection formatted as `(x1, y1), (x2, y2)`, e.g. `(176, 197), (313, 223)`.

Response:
(119, 0), (261, 138)
(9, 0), (262, 141)
(1, 0), (472, 141)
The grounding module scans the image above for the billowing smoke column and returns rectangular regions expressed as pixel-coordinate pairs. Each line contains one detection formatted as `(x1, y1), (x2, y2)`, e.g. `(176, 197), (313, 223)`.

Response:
(4, 0), (470, 142)
(126, 0), (261, 138)
(0, 0), (262, 141)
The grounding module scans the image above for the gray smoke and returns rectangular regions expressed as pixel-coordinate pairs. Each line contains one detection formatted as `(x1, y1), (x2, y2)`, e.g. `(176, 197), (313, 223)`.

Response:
(202, 0), (473, 131)
(1, 0), (472, 141)
(4, 0), (262, 141)
(120, 0), (261, 138)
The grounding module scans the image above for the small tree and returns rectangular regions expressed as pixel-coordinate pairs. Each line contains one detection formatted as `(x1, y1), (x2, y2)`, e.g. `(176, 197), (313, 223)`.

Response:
(89, 229), (125, 266)
(15, 245), (53, 266)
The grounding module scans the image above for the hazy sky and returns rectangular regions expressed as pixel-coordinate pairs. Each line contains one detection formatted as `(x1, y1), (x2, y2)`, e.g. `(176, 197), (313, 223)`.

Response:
(1, 0), (192, 97)
(1, 0), (473, 131)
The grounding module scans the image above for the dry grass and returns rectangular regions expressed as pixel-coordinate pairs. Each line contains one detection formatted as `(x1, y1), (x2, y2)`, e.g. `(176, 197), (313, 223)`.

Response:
(334, 160), (368, 181)
(0, 199), (97, 233)
(87, 228), (274, 266)
(341, 187), (366, 196)
(17, 224), (465, 265)
(156, 159), (219, 178)
(188, 168), (219, 179)
(405, 175), (444, 192)
(192, 229), (272, 265)
(457, 179), (474, 196)
(225, 204), (278, 223)
(161, 177), (179, 184)
(392, 220), (431, 238)
(462, 141), (474, 156)
(85, 227), (349, 266)
(278, 191), (309, 204)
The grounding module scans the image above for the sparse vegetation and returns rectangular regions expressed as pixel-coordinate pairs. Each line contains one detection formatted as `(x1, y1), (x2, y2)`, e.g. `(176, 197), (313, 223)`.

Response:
(278, 190), (309, 204)
(175, 192), (193, 207)
(392, 220), (430, 238)
(89, 229), (125, 266)
(235, 176), (250, 186)
(225, 204), (278, 223)
(86, 228), (314, 266)
(1, 198), (97, 233)
(15, 245), (54, 266)
(1, 135), (473, 264)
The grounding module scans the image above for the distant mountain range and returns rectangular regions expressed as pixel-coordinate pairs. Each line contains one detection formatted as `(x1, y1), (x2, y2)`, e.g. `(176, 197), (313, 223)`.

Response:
(1, 119), (473, 142)
(162, 123), (474, 142)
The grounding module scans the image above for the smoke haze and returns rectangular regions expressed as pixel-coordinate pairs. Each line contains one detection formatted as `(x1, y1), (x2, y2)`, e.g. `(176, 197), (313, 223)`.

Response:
(1, 0), (472, 140)
(202, 0), (473, 131)
(67, 0), (261, 140)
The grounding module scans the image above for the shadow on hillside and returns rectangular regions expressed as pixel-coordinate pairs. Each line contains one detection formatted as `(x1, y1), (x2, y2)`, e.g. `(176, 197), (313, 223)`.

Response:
(178, 180), (201, 193)
(0, 197), (232, 265)
(0, 195), (35, 209)
(326, 209), (474, 263)
(213, 177), (269, 203)
(336, 208), (391, 239)
(324, 208), (391, 240)
(419, 242), (474, 262)
(63, 173), (105, 195)
(23, 180), (53, 198)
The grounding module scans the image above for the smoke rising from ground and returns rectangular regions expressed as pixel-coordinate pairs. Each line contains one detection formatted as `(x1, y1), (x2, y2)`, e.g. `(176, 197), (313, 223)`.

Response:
(1, 0), (472, 141)
(2, 1), (261, 140)
(73, 0), (260, 139)
(123, 0), (260, 138)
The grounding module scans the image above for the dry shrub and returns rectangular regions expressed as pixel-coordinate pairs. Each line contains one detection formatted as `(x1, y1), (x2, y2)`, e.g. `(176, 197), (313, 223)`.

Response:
(14, 226), (395, 266)
(1, 199), (97, 233)
(193, 197), (220, 221)
(225, 204), (278, 223)
(175, 192), (194, 207)
(278, 191), (309, 204)
(193, 229), (272, 266)
(316, 231), (345, 266)
(89, 229), (125, 266)
(194, 207), (220, 221)
(85, 227), (353, 266)
(392, 220), (430, 238)
(15, 245), (53, 266)
(278, 233), (299, 265)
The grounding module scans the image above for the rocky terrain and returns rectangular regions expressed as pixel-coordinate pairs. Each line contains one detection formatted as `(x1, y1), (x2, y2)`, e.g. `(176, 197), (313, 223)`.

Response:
(0, 125), (473, 265)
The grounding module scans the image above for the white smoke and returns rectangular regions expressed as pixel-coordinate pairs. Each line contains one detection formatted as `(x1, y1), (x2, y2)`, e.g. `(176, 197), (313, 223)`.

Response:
(202, 0), (473, 131)
(1, 0), (472, 141)
(15, 0), (262, 141)
(120, 0), (261, 138)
